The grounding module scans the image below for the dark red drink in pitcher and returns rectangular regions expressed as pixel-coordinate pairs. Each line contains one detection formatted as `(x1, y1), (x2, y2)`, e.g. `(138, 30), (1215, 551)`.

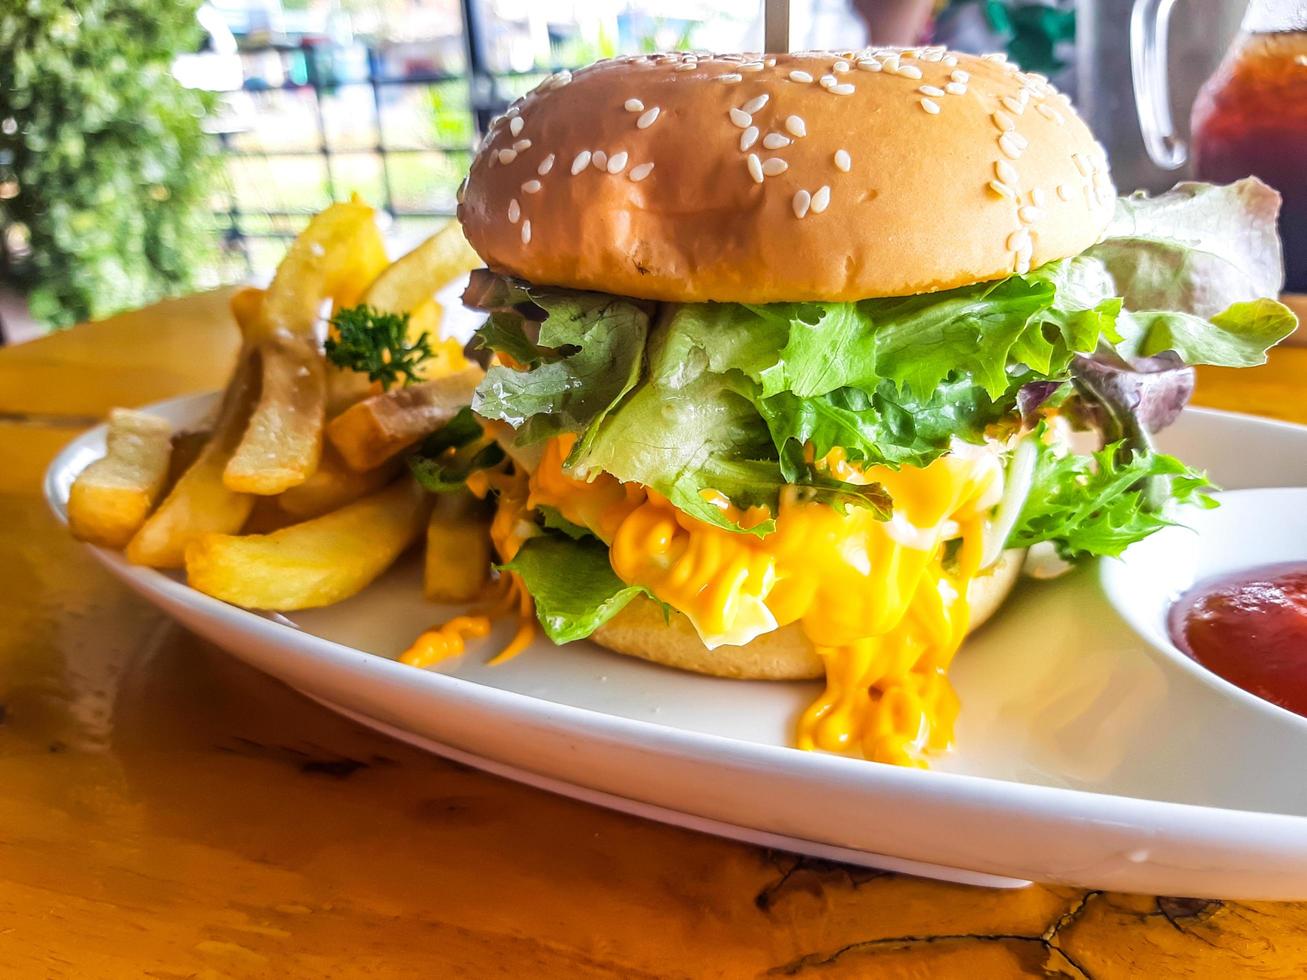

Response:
(1191, 0), (1307, 291)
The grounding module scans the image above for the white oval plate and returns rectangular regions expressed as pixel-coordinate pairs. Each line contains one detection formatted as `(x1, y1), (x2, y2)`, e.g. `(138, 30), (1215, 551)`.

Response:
(46, 398), (1307, 899)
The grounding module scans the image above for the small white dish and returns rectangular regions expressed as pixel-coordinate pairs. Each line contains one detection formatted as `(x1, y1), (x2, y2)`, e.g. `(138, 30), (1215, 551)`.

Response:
(1102, 487), (1307, 731)
(44, 398), (1307, 898)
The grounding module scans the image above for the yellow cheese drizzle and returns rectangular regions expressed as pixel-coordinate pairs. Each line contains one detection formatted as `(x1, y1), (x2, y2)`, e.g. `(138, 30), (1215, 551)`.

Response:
(528, 436), (1002, 767)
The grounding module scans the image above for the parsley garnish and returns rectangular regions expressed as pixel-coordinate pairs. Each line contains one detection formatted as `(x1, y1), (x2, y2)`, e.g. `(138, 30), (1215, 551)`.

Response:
(325, 305), (433, 390)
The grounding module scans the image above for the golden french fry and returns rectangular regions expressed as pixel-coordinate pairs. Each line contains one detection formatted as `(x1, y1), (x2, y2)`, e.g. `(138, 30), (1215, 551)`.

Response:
(229, 286), (264, 337)
(167, 430), (210, 488)
(257, 200), (388, 343)
(360, 221), (480, 317)
(126, 353), (260, 568)
(326, 368), (482, 472)
(277, 444), (402, 520)
(69, 409), (174, 548)
(424, 491), (492, 602)
(185, 478), (432, 611)
(224, 332), (326, 495)
(227, 202), (389, 493)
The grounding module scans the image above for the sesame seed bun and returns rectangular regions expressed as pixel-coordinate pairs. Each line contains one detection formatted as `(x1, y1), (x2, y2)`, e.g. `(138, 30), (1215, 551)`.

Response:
(590, 549), (1025, 680)
(457, 48), (1116, 303)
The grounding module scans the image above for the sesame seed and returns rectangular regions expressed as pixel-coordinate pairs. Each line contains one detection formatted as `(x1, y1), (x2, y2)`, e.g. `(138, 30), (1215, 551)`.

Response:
(507, 199), (520, 223)
(761, 157), (788, 177)
(740, 61), (765, 72)
(729, 107), (752, 128)
(629, 162), (654, 182)
(834, 149), (851, 172)
(1071, 153), (1089, 176)
(789, 70), (814, 83)
(785, 115), (807, 137)
(999, 133), (1023, 159)
(607, 151), (628, 174)
(513, 139), (532, 152)
(834, 60), (850, 72)
(505, 105), (520, 118)
(625, 99), (644, 112)
(521, 220), (532, 244)
(537, 153), (555, 175)
(1018, 205), (1043, 223)
(920, 97), (941, 114)
(510, 116), (524, 137)
(637, 106), (661, 129)
(1009, 131), (1029, 149)
(792, 189), (812, 218)
(811, 185), (831, 214)
(592, 149), (608, 171)
(675, 62), (696, 72)
(945, 81), (967, 95)
(995, 160), (1019, 185)
(747, 153), (764, 183)
(762, 132), (791, 150)
(857, 59), (882, 72)
(989, 180), (1016, 200)
(456, 178), (466, 204)
(719, 73), (743, 83)
(992, 111), (1015, 132)
(1031, 187), (1047, 206)
(742, 94), (770, 114)
(984, 52), (1008, 63)
(943, 54), (958, 67)
(1037, 103), (1065, 125)
(522, 179), (541, 193)
(740, 126), (759, 151)
(919, 85), (945, 97)
(498, 148), (517, 164)
(951, 69), (970, 83)
(1056, 184), (1071, 201)
(831, 83), (855, 95)
(571, 150), (591, 175)
(1001, 95), (1025, 115)
(896, 64), (923, 79)
(820, 73), (837, 88)
(1007, 229), (1030, 251)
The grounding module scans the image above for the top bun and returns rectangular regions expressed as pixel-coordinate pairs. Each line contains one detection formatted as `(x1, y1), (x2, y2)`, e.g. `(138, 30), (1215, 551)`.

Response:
(458, 48), (1115, 303)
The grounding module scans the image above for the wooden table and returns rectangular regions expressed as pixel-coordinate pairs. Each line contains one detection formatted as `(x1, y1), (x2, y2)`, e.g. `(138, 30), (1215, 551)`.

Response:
(3, 289), (1307, 978)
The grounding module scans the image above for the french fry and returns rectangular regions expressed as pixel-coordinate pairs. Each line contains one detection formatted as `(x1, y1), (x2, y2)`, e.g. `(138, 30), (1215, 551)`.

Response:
(167, 430), (211, 488)
(226, 201), (389, 494)
(424, 491), (492, 602)
(255, 200), (388, 343)
(359, 221), (480, 319)
(228, 286), (264, 335)
(223, 331), (326, 495)
(126, 352), (260, 568)
(68, 409), (174, 548)
(277, 444), (402, 520)
(327, 368), (483, 472)
(185, 478), (432, 611)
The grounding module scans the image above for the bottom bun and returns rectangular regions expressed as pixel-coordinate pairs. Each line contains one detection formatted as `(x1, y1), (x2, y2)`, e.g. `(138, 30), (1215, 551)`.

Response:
(591, 549), (1026, 681)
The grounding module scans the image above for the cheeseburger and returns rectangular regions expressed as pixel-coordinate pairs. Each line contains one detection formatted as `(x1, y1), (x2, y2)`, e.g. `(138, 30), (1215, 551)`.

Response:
(435, 47), (1294, 766)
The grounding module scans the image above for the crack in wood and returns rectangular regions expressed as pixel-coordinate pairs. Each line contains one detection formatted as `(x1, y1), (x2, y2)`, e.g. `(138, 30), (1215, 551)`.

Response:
(765, 889), (1105, 978)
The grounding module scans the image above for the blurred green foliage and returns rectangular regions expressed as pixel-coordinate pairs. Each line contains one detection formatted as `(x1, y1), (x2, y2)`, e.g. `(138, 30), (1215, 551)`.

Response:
(0, 0), (217, 328)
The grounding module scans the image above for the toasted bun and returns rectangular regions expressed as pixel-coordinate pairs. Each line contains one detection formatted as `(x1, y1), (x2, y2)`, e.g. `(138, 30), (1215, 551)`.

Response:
(591, 549), (1025, 680)
(458, 49), (1114, 303)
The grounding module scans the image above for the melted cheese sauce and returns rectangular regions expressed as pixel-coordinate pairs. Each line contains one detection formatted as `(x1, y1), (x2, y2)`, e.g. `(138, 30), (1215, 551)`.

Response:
(528, 436), (1003, 766)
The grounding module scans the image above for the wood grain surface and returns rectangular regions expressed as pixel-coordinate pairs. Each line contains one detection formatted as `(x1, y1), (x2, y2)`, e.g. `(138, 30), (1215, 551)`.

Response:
(2, 290), (1306, 978)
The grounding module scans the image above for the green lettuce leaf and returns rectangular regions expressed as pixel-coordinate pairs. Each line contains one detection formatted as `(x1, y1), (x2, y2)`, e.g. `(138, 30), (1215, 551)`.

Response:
(473, 291), (649, 448)
(408, 407), (505, 493)
(1006, 433), (1216, 560)
(500, 533), (654, 644)
(1114, 298), (1298, 368)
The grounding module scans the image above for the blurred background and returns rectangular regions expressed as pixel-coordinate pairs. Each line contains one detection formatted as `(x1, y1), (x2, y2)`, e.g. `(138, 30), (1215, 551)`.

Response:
(0, 0), (1292, 338)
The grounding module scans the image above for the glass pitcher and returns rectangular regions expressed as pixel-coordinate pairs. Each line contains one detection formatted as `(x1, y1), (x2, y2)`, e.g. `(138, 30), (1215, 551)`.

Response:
(1186, 0), (1307, 292)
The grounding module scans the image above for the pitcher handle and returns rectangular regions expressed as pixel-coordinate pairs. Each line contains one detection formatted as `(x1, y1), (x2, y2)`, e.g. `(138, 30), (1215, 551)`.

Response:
(1130, 0), (1188, 169)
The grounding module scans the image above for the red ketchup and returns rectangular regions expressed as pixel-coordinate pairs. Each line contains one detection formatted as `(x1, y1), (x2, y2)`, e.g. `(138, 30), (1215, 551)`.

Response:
(1169, 563), (1307, 717)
